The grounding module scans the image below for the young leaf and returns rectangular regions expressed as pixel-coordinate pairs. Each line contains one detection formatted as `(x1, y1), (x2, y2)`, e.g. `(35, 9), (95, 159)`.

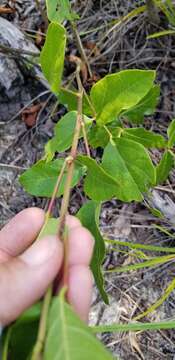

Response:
(90, 69), (156, 125)
(122, 85), (160, 124)
(59, 88), (92, 116)
(40, 23), (66, 93)
(102, 140), (156, 202)
(88, 125), (110, 148)
(19, 159), (83, 197)
(77, 201), (109, 304)
(156, 150), (174, 184)
(77, 156), (119, 201)
(45, 111), (92, 161)
(121, 127), (166, 148)
(44, 294), (113, 360)
(167, 118), (175, 147)
(46, 0), (78, 23)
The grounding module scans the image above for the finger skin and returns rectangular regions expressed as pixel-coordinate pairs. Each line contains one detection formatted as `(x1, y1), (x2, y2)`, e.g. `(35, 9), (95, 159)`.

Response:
(0, 235), (63, 325)
(0, 208), (45, 257)
(68, 265), (94, 322)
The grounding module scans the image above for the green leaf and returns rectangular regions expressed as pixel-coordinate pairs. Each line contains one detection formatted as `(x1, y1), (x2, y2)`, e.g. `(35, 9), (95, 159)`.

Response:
(44, 294), (113, 360)
(122, 85), (160, 124)
(40, 23), (66, 93)
(4, 315), (39, 360)
(90, 69), (156, 125)
(102, 140), (156, 201)
(147, 29), (175, 39)
(59, 88), (92, 116)
(88, 125), (110, 148)
(46, 0), (77, 23)
(19, 159), (83, 197)
(45, 111), (92, 161)
(106, 254), (175, 273)
(77, 201), (109, 304)
(38, 218), (58, 239)
(121, 127), (166, 148)
(156, 150), (174, 184)
(167, 118), (175, 147)
(77, 156), (119, 201)
(91, 320), (175, 333)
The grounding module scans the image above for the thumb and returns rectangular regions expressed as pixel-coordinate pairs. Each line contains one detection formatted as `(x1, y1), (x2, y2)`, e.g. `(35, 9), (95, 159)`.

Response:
(0, 235), (63, 325)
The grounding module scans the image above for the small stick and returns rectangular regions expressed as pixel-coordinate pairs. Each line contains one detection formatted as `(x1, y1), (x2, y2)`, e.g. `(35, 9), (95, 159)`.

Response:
(31, 67), (83, 360)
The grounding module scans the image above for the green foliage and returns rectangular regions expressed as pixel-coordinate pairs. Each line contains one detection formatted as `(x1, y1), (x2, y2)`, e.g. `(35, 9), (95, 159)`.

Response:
(167, 118), (175, 147)
(121, 127), (166, 148)
(46, 0), (78, 23)
(156, 150), (174, 184)
(40, 22), (66, 93)
(122, 85), (160, 124)
(90, 69), (156, 125)
(78, 137), (156, 202)
(19, 159), (83, 197)
(16, 2), (175, 356)
(77, 201), (108, 304)
(2, 305), (41, 360)
(102, 140), (155, 201)
(77, 155), (120, 201)
(58, 88), (92, 115)
(45, 111), (92, 161)
(44, 293), (113, 360)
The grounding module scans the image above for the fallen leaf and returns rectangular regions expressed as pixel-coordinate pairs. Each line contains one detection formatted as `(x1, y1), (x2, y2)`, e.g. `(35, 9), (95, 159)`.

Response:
(0, 6), (15, 14)
(22, 103), (43, 127)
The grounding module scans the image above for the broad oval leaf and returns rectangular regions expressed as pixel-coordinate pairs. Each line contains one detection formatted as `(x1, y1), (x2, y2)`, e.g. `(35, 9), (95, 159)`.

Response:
(121, 127), (166, 148)
(102, 140), (156, 202)
(40, 22), (66, 93)
(45, 111), (92, 161)
(156, 150), (174, 184)
(19, 159), (83, 197)
(122, 85), (160, 124)
(77, 156), (119, 201)
(167, 118), (175, 148)
(44, 294), (113, 360)
(77, 201), (109, 304)
(90, 69), (156, 125)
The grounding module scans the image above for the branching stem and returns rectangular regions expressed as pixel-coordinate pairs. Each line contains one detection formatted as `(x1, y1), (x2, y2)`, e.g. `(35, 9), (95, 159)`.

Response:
(31, 67), (83, 360)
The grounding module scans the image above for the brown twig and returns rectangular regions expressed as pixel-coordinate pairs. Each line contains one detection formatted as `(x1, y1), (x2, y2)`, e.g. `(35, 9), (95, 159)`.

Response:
(31, 66), (83, 360)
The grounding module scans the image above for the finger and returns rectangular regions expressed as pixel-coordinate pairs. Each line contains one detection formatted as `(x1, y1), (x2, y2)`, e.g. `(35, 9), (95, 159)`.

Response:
(0, 208), (45, 257)
(68, 226), (94, 266)
(65, 215), (81, 229)
(0, 235), (63, 325)
(68, 265), (93, 322)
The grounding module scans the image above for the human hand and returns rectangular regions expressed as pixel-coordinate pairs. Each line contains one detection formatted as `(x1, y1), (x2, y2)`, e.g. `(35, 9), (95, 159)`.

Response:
(0, 208), (94, 325)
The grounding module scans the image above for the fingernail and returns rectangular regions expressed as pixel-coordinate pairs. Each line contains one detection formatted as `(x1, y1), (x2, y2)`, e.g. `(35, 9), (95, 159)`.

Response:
(21, 236), (58, 266)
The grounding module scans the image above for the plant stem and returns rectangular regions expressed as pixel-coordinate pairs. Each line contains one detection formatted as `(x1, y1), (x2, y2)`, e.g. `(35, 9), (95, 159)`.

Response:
(31, 68), (83, 359)
(81, 116), (91, 157)
(71, 21), (92, 78)
(45, 159), (67, 219)
(31, 286), (52, 360)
